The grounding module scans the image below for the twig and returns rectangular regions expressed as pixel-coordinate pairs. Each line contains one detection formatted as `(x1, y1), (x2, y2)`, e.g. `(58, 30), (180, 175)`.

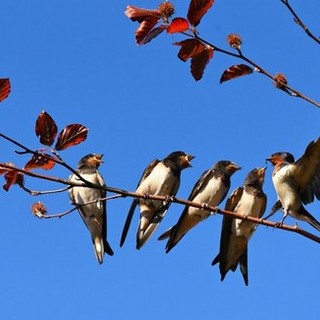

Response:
(0, 132), (87, 183)
(184, 32), (320, 108)
(106, 194), (126, 201)
(281, 0), (320, 45)
(40, 207), (77, 219)
(37, 195), (124, 219)
(21, 185), (70, 196)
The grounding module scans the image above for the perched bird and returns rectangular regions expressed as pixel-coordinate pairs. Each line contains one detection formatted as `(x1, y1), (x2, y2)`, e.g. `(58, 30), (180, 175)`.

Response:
(212, 167), (267, 286)
(158, 160), (241, 253)
(69, 153), (114, 264)
(120, 151), (194, 249)
(266, 137), (320, 231)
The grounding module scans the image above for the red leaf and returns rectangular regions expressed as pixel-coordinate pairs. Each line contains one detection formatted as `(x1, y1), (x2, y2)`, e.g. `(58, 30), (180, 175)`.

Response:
(125, 5), (161, 22)
(135, 17), (160, 45)
(187, 0), (215, 27)
(175, 39), (206, 61)
(24, 153), (56, 171)
(190, 47), (214, 81)
(125, 5), (162, 45)
(140, 25), (166, 45)
(3, 170), (24, 191)
(0, 162), (24, 191)
(55, 124), (88, 151)
(0, 78), (11, 103)
(167, 18), (189, 34)
(220, 64), (253, 84)
(35, 111), (58, 146)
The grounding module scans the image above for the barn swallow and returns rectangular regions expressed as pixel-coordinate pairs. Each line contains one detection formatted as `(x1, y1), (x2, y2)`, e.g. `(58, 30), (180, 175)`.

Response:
(120, 151), (194, 249)
(266, 137), (320, 231)
(212, 167), (267, 286)
(69, 153), (114, 264)
(158, 160), (241, 253)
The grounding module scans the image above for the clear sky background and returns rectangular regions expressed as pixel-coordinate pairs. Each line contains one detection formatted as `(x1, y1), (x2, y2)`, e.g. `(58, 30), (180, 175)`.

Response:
(1, 1), (319, 319)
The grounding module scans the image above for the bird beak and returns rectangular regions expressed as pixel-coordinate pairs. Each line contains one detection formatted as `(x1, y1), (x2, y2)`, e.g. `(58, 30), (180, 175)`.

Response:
(258, 166), (267, 176)
(95, 154), (104, 164)
(257, 167), (267, 183)
(230, 163), (241, 173)
(266, 156), (273, 163)
(266, 156), (276, 165)
(185, 154), (195, 167)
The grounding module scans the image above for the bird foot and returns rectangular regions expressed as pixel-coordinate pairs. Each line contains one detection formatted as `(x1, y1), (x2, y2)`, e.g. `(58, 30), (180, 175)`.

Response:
(143, 193), (150, 199)
(201, 202), (209, 210)
(242, 213), (248, 220)
(274, 221), (283, 229)
(163, 195), (175, 206)
(97, 198), (103, 209)
(209, 206), (219, 216)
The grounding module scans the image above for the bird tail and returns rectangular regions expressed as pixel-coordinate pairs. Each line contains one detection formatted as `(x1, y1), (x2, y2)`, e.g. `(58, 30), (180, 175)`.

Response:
(211, 253), (220, 266)
(120, 199), (138, 247)
(104, 240), (114, 256)
(239, 247), (249, 286)
(164, 227), (183, 254)
(211, 254), (229, 283)
(93, 237), (104, 264)
(92, 237), (114, 264)
(158, 227), (184, 253)
(300, 206), (320, 232)
(136, 222), (159, 250)
(136, 207), (169, 249)
(158, 227), (172, 241)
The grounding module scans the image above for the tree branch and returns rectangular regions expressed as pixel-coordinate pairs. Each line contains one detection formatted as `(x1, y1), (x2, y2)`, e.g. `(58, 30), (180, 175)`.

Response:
(38, 195), (124, 219)
(281, 0), (320, 45)
(2, 163), (318, 244)
(184, 32), (320, 108)
(0, 132), (87, 183)
(39, 207), (77, 219)
(21, 185), (70, 196)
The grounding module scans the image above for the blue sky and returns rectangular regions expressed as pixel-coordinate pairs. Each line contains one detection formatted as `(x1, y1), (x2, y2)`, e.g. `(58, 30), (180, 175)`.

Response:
(1, 1), (320, 319)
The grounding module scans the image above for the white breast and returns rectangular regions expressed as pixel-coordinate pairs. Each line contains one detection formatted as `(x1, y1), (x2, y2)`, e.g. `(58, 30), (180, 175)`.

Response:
(69, 173), (104, 204)
(137, 163), (174, 196)
(195, 176), (226, 206)
(233, 191), (264, 238)
(185, 177), (226, 220)
(272, 165), (300, 211)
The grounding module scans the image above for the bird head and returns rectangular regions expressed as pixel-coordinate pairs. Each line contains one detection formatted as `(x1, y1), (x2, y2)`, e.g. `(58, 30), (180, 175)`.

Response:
(266, 152), (295, 166)
(216, 160), (241, 175)
(244, 167), (267, 187)
(78, 153), (104, 169)
(166, 151), (195, 169)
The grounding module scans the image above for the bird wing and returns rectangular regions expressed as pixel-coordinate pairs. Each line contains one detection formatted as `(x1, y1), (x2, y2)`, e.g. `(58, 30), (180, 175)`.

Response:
(68, 173), (76, 203)
(119, 159), (160, 247)
(96, 172), (114, 256)
(259, 193), (267, 219)
(239, 247), (249, 286)
(187, 169), (212, 200)
(225, 187), (243, 213)
(137, 159), (160, 187)
(211, 187), (243, 268)
(290, 137), (320, 204)
(120, 199), (138, 247)
(160, 169), (212, 251)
